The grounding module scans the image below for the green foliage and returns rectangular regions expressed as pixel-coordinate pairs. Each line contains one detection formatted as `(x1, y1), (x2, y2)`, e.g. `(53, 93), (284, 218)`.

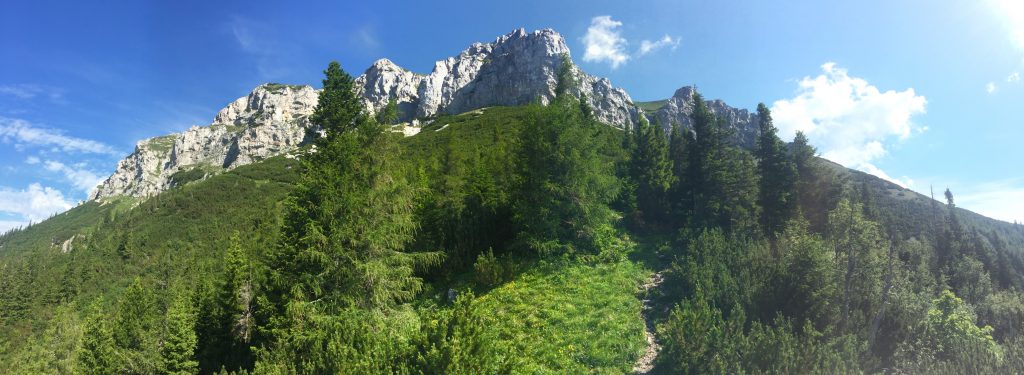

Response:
(376, 98), (399, 125)
(169, 168), (207, 187)
(754, 103), (798, 238)
(473, 249), (506, 288)
(474, 259), (647, 373)
(309, 61), (366, 140)
(683, 93), (759, 233)
(80, 299), (117, 375)
(413, 291), (510, 373)
(161, 292), (199, 375)
(924, 290), (1000, 359)
(628, 116), (673, 226)
(657, 296), (858, 374)
(514, 94), (620, 255)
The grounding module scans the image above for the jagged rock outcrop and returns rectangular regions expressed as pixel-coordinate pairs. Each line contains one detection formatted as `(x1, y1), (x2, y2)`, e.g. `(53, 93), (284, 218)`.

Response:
(650, 86), (759, 149)
(90, 84), (317, 199)
(92, 28), (640, 200)
(355, 28), (638, 128)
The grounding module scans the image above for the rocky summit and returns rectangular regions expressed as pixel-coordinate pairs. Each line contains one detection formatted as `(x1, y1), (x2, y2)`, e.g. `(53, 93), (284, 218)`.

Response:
(90, 28), (761, 200)
(354, 28), (638, 127)
(649, 86), (760, 149)
(90, 83), (318, 200)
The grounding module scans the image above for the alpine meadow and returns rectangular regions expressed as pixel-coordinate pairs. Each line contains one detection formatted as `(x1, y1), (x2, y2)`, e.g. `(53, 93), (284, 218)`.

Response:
(3, 3), (1024, 374)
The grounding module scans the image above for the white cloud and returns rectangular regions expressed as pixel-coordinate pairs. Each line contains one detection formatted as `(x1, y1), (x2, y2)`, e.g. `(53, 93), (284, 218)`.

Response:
(638, 35), (680, 56)
(0, 117), (118, 155)
(1010, 72), (1021, 82)
(25, 156), (40, 165)
(0, 183), (75, 226)
(771, 62), (927, 187)
(987, 82), (998, 93)
(43, 160), (104, 194)
(0, 84), (63, 101)
(582, 16), (630, 69)
(956, 178), (1024, 223)
(992, 0), (1024, 50)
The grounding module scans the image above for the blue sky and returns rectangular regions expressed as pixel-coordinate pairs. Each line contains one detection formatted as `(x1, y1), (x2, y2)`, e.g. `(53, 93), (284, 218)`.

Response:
(2, 0), (1023, 230)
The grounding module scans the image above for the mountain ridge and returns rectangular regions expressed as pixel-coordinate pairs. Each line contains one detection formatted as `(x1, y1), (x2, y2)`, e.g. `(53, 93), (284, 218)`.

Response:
(89, 28), (771, 201)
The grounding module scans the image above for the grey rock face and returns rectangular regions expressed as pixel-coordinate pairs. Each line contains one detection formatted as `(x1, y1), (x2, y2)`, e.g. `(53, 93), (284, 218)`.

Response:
(354, 28), (639, 128)
(92, 28), (641, 200)
(651, 86), (759, 149)
(90, 84), (317, 200)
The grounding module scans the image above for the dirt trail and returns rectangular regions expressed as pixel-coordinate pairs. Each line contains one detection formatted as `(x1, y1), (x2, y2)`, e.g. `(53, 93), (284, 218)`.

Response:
(633, 271), (664, 374)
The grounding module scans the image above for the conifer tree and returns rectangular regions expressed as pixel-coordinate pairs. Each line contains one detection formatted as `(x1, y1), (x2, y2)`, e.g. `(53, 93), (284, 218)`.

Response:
(684, 92), (759, 232)
(514, 57), (619, 254)
(161, 292), (199, 375)
(753, 103), (797, 238)
(81, 299), (117, 375)
(376, 98), (399, 125)
(629, 116), (673, 226)
(667, 121), (691, 226)
(263, 61), (441, 335)
(114, 277), (156, 351)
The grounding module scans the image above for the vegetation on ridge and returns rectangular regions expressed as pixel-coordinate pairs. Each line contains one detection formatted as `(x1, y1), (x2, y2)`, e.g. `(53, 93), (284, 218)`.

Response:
(2, 57), (1024, 374)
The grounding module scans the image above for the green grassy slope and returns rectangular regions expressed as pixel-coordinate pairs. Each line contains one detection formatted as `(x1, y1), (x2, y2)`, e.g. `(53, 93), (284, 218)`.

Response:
(634, 100), (668, 113)
(0, 106), (649, 371)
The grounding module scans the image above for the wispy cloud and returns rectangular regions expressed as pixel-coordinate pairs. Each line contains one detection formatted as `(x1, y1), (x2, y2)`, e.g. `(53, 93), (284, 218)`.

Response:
(772, 62), (927, 188)
(0, 117), (119, 155)
(987, 82), (998, 94)
(0, 84), (65, 102)
(0, 183), (75, 230)
(638, 35), (680, 56)
(351, 25), (379, 49)
(43, 160), (104, 194)
(1009, 72), (1021, 83)
(582, 16), (630, 69)
(957, 178), (1024, 223)
(228, 16), (291, 79)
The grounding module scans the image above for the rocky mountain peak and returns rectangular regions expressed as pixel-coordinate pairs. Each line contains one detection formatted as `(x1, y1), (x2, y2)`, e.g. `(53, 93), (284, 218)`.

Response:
(355, 28), (637, 127)
(92, 28), (641, 200)
(651, 86), (759, 149)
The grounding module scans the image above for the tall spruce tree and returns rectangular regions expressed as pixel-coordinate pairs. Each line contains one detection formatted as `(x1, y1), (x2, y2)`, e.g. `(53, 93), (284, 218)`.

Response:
(514, 56), (619, 254)
(80, 299), (117, 375)
(667, 121), (691, 226)
(684, 92), (759, 232)
(262, 61), (441, 337)
(160, 292), (199, 375)
(753, 103), (797, 238)
(629, 116), (673, 226)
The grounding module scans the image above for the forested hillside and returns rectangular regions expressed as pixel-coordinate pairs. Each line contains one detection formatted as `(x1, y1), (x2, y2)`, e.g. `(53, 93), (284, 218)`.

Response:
(3, 58), (1024, 374)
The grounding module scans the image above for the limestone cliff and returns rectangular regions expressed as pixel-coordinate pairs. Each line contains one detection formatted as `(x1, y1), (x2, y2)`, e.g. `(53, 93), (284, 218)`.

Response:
(92, 28), (641, 200)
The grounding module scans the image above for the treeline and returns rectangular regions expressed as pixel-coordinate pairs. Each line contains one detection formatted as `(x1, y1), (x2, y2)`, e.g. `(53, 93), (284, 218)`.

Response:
(5, 55), (1024, 374)
(55, 56), (633, 374)
(620, 84), (1024, 373)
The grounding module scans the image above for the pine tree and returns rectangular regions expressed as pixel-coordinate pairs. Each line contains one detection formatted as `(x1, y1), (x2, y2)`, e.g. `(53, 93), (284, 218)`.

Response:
(376, 98), (399, 125)
(161, 292), (198, 375)
(667, 121), (691, 227)
(81, 299), (117, 375)
(263, 61), (441, 333)
(198, 233), (253, 372)
(514, 57), (619, 254)
(753, 103), (797, 238)
(309, 61), (366, 143)
(629, 115), (673, 226)
(114, 277), (156, 350)
(791, 131), (816, 174)
(683, 92), (759, 232)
